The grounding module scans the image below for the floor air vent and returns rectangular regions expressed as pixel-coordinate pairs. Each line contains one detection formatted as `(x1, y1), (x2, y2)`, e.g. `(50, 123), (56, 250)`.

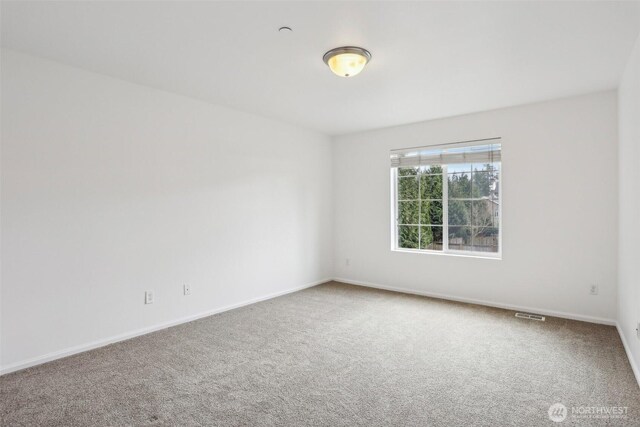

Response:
(515, 312), (545, 321)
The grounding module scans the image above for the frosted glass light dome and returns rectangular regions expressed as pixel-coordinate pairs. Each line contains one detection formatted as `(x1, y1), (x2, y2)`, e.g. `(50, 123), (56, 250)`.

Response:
(323, 47), (371, 77)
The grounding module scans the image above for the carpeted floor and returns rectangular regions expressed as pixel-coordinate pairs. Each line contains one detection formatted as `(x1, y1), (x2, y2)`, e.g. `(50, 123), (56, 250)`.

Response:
(1, 281), (639, 426)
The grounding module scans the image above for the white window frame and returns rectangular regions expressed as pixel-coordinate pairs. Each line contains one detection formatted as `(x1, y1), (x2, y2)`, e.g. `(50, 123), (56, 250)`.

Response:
(390, 158), (502, 260)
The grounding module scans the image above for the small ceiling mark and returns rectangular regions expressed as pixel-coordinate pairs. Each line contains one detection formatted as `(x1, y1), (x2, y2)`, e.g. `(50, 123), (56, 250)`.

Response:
(278, 26), (292, 33)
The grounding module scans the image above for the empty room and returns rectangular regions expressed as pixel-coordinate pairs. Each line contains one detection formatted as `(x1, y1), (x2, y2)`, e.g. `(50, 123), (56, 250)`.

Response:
(1, 1), (640, 425)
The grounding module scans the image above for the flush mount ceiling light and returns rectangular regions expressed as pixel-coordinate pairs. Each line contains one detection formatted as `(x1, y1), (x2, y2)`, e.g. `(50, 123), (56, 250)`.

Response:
(323, 46), (371, 78)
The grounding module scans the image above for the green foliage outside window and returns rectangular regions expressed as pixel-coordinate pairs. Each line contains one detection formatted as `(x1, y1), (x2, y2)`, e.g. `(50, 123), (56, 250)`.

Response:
(397, 166), (444, 250)
(397, 163), (499, 252)
(448, 164), (499, 242)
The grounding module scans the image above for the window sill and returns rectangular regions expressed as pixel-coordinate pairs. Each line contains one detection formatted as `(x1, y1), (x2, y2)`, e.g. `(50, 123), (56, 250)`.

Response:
(391, 248), (502, 260)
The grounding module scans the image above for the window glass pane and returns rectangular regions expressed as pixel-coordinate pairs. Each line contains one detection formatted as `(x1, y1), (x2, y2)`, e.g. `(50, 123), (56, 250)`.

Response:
(471, 162), (500, 173)
(420, 165), (444, 176)
(399, 201), (419, 225)
(471, 171), (493, 198)
(398, 176), (419, 200)
(398, 225), (419, 249)
(420, 226), (443, 250)
(448, 200), (471, 225)
(471, 200), (498, 227)
(472, 227), (499, 253)
(447, 163), (472, 174)
(420, 200), (443, 225)
(448, 172), (471, 198)
(420, 174), (443, 199)
(448, 226), (472, 251)
(398, 167), (419, 177)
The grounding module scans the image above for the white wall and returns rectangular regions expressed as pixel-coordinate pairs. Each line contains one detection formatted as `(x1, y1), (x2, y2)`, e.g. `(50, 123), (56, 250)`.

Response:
(618, 34), (640, 381)
(0, 50), (333, 372)
(333, 91), (618, 323)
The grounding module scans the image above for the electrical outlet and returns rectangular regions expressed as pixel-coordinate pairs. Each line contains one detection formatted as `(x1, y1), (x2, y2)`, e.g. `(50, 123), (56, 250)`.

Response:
(345, 258), (350, 266)
(145, 291), (154, 304)
(183, 284), (191, 296)
(589, 284), (598, 295)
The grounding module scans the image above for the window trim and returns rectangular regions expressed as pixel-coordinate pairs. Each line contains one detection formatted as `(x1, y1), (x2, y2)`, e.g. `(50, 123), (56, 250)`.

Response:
(390, 157), (503, 260)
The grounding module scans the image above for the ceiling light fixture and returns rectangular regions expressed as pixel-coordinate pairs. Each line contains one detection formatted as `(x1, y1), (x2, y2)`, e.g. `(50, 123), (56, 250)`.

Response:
(322, 46), (371, 78)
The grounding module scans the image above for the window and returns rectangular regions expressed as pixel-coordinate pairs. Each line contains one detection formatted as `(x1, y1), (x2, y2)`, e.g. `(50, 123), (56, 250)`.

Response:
(391, 139), (501, 257)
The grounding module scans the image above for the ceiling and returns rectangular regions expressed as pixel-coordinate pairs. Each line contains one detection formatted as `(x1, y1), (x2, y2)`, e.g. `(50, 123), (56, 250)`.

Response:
(2, 1), (640, 135)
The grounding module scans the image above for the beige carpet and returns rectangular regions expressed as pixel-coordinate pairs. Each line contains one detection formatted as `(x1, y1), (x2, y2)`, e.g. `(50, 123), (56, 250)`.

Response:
(1, 281), (639, 426)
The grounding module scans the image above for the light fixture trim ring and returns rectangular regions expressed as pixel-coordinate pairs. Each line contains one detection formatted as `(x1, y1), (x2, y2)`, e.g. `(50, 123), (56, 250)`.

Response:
(322, 46), (372, 65)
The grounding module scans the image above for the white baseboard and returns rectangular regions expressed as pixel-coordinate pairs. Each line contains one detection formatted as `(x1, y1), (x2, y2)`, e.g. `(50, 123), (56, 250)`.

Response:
(333, 277), (617, 326)
(0, 278), (331, 376)
(616, 322), (640, 389)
